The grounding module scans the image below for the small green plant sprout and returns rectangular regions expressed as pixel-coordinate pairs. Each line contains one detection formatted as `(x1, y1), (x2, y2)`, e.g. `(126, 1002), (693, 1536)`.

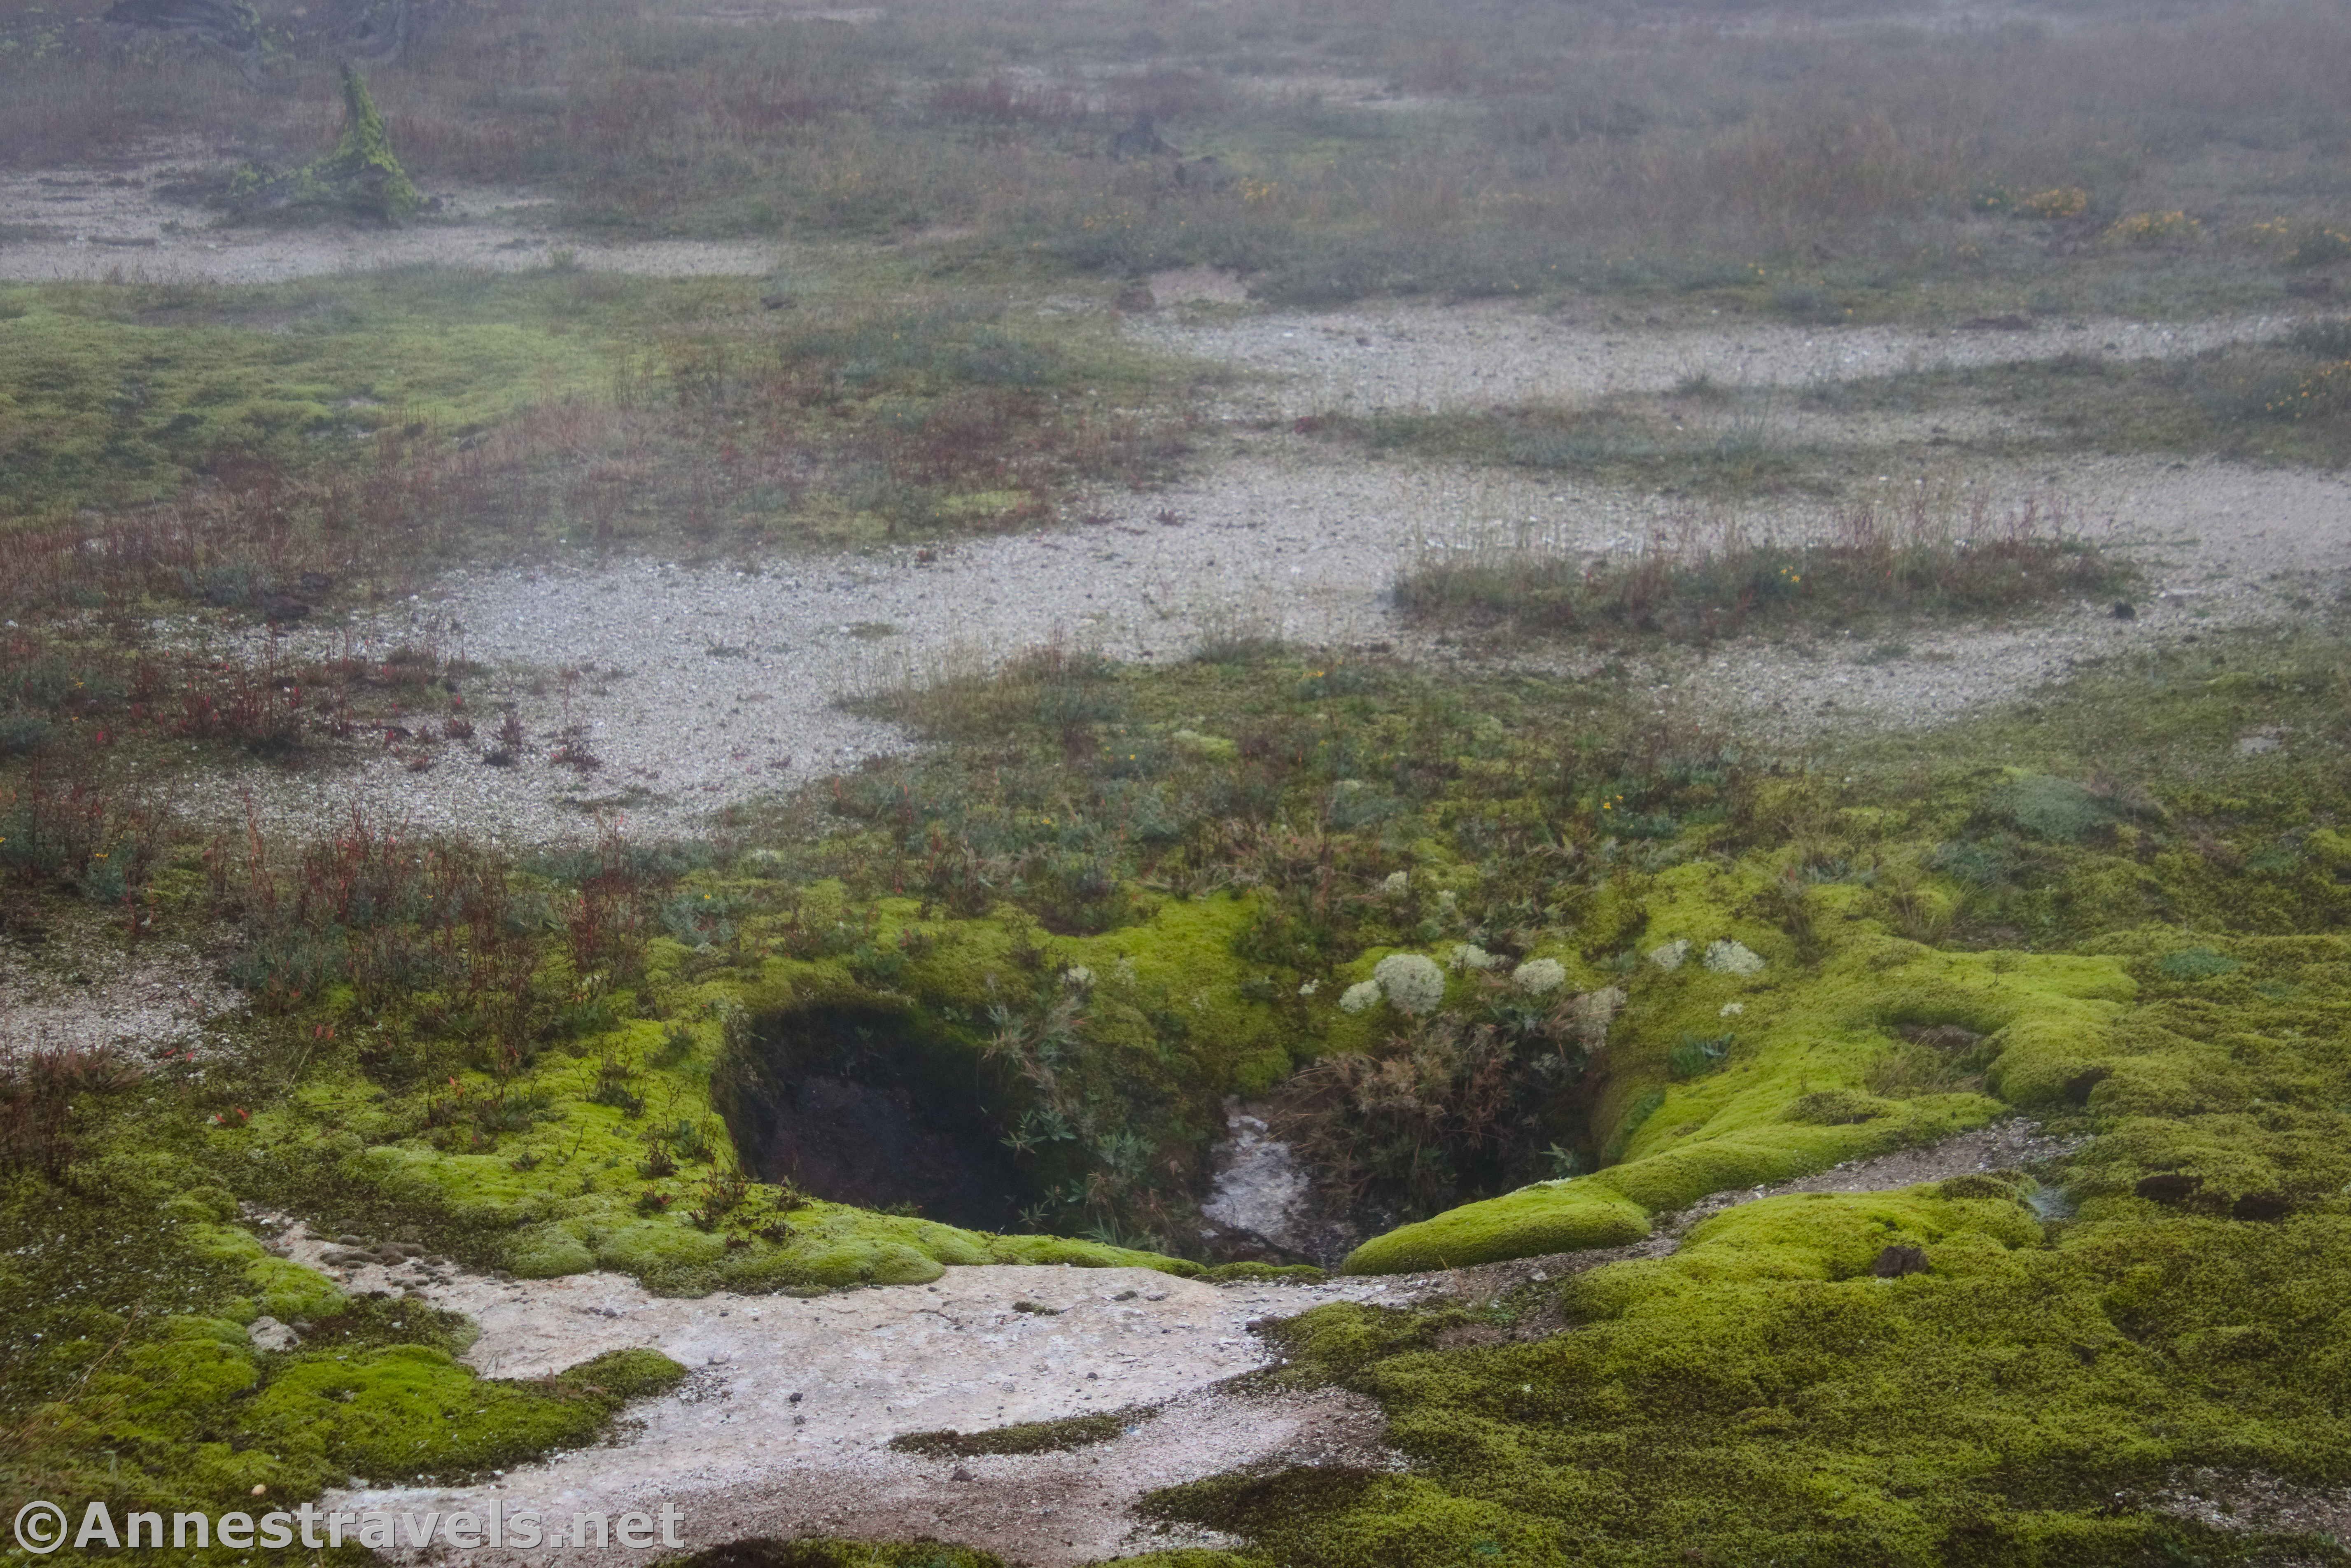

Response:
(688, 1164), (752, 1231)
(588, 1052), (645, 1118)
(1668, 1032), (1735, 1079)
(661, 1117), (715, 1163)
(1544, 1143), (1587, 1178)
(637, 1132), (678, 1179)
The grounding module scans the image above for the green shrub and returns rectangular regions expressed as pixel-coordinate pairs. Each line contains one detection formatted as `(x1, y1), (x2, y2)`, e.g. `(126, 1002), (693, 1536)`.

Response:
(2156, 946), (2243, 980)
(1667, 1032), (1733, 1080)
(1983, 773), (2118, 842)
(0, 712), (51, 756)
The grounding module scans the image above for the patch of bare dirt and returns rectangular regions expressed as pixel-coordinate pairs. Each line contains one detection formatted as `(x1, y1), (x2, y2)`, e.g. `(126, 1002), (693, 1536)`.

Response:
(1144, 265), (1250, 306)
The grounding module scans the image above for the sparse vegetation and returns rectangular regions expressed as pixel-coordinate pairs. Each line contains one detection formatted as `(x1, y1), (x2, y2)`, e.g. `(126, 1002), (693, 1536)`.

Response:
(1396, 490), (2125, 642)
(6, 0), (2351, 1564)
(0, 274), (1193, 538)
(1299, 396), (1803, 496)
(1803, 325), (2351, 468)
(889, 1405), (1157, 1457)
(6, 0), (2351, 312)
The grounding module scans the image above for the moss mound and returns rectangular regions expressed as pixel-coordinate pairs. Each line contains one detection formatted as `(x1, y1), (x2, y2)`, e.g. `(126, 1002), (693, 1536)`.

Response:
(1178, 1190), (2351, 1565)
(1, 1148), (688, 1526)
(229, 66), (421, 223)
(1342, 903), (2123, 1274)
(241, 1342), (686, 1483)
(1343, 1186), (1651, 1274)
(1138, 624), (2351, 1563)
(889, 1405), (1157, 1458)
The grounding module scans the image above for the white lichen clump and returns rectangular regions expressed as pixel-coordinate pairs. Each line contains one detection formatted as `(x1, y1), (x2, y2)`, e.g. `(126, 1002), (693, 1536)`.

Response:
(1648, 939), (1691, 971)
(1512, 958), (1567, 996)
(1298, 979), (1320, 996)
(1061, 965), (1095, 989)
(1374, 952), (1448, 1015)
(1381, 871), (1410, 897)
(1449, 943), (1499, 971)
(1339, 980), (1383, 1014)
(1703, 940), (1766, 976)
(1719, 1001), (1746, 1017)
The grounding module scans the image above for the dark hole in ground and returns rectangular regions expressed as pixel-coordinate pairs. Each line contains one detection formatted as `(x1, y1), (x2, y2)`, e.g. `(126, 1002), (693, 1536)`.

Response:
(724, 1004), (1036, 1233)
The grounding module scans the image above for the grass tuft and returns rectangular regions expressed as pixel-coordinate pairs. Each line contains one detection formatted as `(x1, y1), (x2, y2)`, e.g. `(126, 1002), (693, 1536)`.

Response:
(889, 1404), (1157, 1458)
(1396, 491), (2124, 643)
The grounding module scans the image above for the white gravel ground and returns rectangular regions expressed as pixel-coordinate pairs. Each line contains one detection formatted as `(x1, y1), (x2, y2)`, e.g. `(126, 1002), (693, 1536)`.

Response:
(287, 1230), (1405, 1566)
(12, 166), (2343, 849)
(1130, 301), (2314, 415)
(199, 441), (2348, 842)
(0, 160), (782, 284)
(0, 940), (240, 1068)
(271, 1115), (2075, 1565)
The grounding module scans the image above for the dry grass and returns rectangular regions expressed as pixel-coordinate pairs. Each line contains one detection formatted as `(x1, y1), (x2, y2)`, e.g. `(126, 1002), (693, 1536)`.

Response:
(1396, 489), (2126, 643)
(7, 1), (2351, 302)
(0, 1043), (141, 1175)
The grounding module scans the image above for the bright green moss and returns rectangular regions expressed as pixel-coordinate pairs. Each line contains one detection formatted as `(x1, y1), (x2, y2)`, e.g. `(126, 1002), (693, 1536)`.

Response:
(563, 1346), (692, 1400)
(1154, 628), (2351, 1563)
(0, 278), (615, 521)
(220, 1343), (684, 1489)
(229, 67), (420, 223)
(2, 1138), (686, 1565)
(1345, 882), (2122, 1273)
(1343, 1186), (1651, 1274)
(322, 67), (422, 222)
(1194, 1212), (2351, 1563)
(13, 604), (2351, 1566)
(890, 1404), (1156, 1457)
(243, 1344), (614, 1482)
(1638, 1188), (2043, 1286)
